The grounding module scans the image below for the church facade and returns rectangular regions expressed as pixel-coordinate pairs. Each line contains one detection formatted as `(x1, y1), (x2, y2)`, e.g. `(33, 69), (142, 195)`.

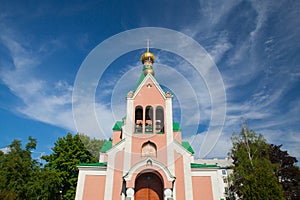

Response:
(75, 49), (231, 200)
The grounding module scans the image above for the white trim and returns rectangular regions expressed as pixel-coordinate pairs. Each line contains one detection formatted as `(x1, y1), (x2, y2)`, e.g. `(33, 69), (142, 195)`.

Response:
(123, 98), (134, 175)
(123, 157), (175, 182)
(75, 169), (85, 200)
(104, 139), (125, 200)
(165, 98), (174, 174)
(173, 142), (193, 200)
(75, 168), (107, 200)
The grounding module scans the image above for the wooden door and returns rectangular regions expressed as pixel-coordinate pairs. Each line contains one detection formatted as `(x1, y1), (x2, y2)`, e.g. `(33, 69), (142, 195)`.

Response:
(134, 172), (163, 200)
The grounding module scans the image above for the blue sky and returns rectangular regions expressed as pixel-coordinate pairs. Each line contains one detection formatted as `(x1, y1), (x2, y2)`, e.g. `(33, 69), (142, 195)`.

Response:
(0, 0), (299, 161)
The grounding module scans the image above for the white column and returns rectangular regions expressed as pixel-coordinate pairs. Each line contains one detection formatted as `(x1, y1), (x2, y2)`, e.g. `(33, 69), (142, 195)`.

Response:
(123, 98), (134, 174)
(126, 188), (134, 200)
(75, 170), (85, 200)
(165, 98), (174, 174)
(164, 188), (173, 200)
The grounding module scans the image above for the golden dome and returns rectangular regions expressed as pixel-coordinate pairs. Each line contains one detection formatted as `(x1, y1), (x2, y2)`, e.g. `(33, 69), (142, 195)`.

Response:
(144, 67), (154, 76)
(141, 51), (155, 64)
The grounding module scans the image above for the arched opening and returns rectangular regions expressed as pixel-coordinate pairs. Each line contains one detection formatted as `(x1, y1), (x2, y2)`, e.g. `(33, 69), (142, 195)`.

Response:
(141, 141), (157, 158)
(155, 106), (164, 133)
(135, 106), (143, 133)
(134, 172), (163, 200)
(145, 106), (153, 133)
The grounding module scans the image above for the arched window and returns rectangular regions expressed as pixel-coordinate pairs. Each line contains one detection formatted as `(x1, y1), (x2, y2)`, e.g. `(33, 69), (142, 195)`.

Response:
(141, 141), (157, 157)
(135, 106), (143, 133)
(155, 106), (164, 133)
(145, 106), (153, 133)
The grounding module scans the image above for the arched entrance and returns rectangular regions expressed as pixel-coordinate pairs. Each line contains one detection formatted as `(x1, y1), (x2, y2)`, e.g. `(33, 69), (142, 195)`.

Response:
(134, 172), (163, 200)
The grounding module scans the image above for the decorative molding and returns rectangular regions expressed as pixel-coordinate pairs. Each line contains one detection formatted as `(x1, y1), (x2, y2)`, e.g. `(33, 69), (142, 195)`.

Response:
(123, 157), (175, 182)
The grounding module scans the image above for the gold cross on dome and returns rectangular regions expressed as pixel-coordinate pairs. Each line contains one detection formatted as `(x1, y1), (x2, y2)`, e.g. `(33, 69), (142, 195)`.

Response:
(146, 39), (150, 52)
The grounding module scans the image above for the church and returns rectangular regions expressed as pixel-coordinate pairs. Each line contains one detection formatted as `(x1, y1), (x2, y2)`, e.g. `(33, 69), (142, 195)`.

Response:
(75, 47), (231, 200)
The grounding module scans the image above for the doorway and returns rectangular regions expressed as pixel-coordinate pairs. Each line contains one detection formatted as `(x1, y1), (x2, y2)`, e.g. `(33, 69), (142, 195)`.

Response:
(134, 172), (163, 200)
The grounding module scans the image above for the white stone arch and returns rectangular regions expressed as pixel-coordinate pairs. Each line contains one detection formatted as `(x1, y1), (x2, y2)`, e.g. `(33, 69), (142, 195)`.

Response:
(123, 158), (175, 185)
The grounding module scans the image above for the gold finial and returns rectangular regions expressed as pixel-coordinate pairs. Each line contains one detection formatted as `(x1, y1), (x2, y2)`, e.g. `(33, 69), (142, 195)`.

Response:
(141, 39), (155, 64)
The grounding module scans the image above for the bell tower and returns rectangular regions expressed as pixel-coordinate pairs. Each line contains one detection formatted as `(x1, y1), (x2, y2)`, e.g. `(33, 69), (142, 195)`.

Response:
(76, 41), (232, 200)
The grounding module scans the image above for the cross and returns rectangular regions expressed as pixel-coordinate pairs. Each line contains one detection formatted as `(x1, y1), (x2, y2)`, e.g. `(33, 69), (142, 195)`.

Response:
(146, 39), (150, 52)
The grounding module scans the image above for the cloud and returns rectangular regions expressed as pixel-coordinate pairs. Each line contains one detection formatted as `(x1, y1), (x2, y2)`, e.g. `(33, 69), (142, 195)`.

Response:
(0, 30), (76, 133)
(0, 147), (10, 154)
(177, 0), (300, 161)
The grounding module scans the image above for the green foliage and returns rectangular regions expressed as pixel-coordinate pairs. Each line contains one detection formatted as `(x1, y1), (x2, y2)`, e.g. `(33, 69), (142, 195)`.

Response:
(0, 133), (101, 199)
(229, 127), (285, 199)
(0, 137), (61, 200)
(0, 139), (36, 199)
(269, 144), (300, 199)
(78, 133), (105, 159)
(42, 133), (97, 200)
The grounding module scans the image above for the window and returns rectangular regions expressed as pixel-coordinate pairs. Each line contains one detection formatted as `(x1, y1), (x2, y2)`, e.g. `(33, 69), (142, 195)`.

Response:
(155, 106), (164, 133)
(141, 141), (157, 157)
(145, 106), (153, 133)
(222, 169), (227, 176)
(135, 106), (143, 133)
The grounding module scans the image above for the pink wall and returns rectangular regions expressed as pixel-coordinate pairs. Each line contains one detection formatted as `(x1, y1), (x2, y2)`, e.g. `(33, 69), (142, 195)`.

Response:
(131, 134), (168, 166)
(173, 131), (182, 143)
(131, 78), (169, 166)
(82, 175), (106, 200)
(174, 152), (186, 200)
(192, 176), (213, 200)
(112, 130), (122, 145)
(112, 151), (124, 200)
(134, 79), (166, 107)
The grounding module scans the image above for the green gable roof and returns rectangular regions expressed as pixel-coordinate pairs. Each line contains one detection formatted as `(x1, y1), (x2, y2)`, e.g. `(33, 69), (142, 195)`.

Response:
(190, 163), (220, 168)
(182, 141), (194, 154)
(100, 140), (112, 153)
(136, 72), (146, 90)
(77, 162), (107, 167)
(173, 122), (181, 131)
(113, 121), (124, 131)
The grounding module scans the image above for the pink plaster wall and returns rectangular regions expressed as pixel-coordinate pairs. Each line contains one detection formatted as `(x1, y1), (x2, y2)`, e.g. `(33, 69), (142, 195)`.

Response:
(112, 151), (124, 200)
(174, 152), (186, 200)
(130, 78), (169, 166)
(173, 131), (182, 143)
(192, 176), (213, 200)
(134, 79), (165, 107)
(112, 130), (122, 146)
(82, 175), (106, 200)
(130, 134), (168, 166)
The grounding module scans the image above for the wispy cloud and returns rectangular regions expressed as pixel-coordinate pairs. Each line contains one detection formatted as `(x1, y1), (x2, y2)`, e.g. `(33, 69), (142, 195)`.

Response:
(0, 29), (75, 132)
(175, 0), (300, 160)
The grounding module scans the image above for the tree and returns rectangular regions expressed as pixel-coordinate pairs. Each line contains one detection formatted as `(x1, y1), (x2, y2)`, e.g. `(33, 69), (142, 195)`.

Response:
(0, 137), (36, 199)
(228, 125), (284, 199)
(78, 133), (105, 159)
(0, 137), (61, 200)
(269, 144), (300, 199)
(42, 133), (97, 200)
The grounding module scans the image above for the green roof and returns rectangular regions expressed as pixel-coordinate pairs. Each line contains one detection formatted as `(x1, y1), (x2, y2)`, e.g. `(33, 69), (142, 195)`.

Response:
(78, 162), (107, 167)
(100, 140), (112, 153)
(112, 121), (124, 131)
(136, 72), (146, 90)
(182, 141), (194, 154)
(173, 122), (181, 131)
(190, 163), (220, 168)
